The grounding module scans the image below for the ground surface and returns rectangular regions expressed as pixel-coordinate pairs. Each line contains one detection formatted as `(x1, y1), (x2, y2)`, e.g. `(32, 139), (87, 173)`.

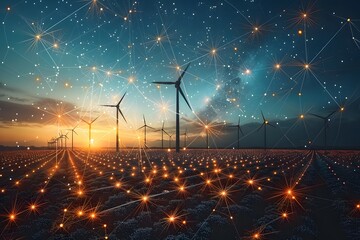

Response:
(0, 149), (359, 239)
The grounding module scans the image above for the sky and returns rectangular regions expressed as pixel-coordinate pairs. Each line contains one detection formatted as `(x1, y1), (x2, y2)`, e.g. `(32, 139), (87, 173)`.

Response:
(0, 0), (360, 148)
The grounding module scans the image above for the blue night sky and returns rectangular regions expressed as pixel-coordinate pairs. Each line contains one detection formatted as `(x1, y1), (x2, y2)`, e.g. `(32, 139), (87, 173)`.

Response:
(0, 0), (360, 148)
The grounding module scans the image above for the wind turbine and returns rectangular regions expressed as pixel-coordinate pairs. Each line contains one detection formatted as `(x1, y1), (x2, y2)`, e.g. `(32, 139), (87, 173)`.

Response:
(257, 111), (276, 150)
(67, 125), (78, 150)
(81, 116), (99, 149)
(155, 121), (169, 149)
(183, 129), (188, 149)
(152, 63), (192, 153)
(168, 133), (173, 148)
(309, 111), (336, 149)
(227, 117), (244, 149)
(137, 115), (155, 148)
(100, 92), (127, 152)
(59, 132), (69, 149)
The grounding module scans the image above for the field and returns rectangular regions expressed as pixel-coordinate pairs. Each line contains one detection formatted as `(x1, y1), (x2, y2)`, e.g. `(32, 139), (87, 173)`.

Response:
(1, 149), (359, 239)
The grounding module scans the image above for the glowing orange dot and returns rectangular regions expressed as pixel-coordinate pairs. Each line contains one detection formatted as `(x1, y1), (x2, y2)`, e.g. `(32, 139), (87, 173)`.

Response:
(115, 182), (121, 188)
(182, 220), (186, 224)
(59, 223), (64, 228)
(287, 189), (292, 195)
(275, 64), (281, 69)
(169, 216), (175, 222)
(298, 30), (303, 35)
(90, 213), (96, 219)
(282, 213), (288, 218)
(300, 114), (304, 119)
(103, 224), (107, 228)
(220, 190), (227, 196)
(9, 214), (15, 221)
(31, 204), (36, 210)
(248, 179), (254, 185)
(142, 196), (148, 202)
(253, 233), (260, 239)
(77, 210), (83, 216)
(304, 64), (309, 69)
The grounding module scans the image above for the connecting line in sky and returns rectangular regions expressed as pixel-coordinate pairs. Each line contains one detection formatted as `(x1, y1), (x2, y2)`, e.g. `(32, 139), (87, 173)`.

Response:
(43, 1), (93, 35)
(309, 22), (347, 64)
(309, 69), (340, 108)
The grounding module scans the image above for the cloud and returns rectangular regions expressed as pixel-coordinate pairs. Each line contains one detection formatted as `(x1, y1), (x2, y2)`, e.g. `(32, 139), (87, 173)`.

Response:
(0, 97), (79, 126)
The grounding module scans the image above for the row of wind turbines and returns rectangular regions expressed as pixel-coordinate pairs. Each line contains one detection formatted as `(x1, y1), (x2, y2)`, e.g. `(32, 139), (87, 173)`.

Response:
(47, 63), (340, 151)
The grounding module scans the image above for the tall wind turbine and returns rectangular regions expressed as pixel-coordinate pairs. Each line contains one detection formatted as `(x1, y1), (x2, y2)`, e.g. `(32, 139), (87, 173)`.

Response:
(309, 111), (336, 149)
(137, 115), (155, 148)
(257, 111), (275, 150)
(100, 92), (127, 152)
(82, 116), (99, 149)
(228, 117), (244, 149)
(67, 125), (78, 150)
(153, 63), (192, 153)
(155, 121), (169, 149)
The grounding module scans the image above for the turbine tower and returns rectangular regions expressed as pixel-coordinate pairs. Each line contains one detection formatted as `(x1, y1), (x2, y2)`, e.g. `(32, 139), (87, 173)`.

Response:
(309, 111), (336, 149)
(137, 115), (155, 148)
(228, 117), (244, 149)
(155, 121), (169, 149)
(257, 111), (275, 150)
(82, 116), (99, 149)
(67, 125), (78, 150)
(152, 63), (192, 153)
(100, 92), (127, 152)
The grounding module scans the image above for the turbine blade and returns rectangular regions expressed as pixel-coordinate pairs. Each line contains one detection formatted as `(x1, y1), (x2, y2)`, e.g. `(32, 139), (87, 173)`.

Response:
(268, 123), (276, 128)
(148, 126), (156, 130)
(309, 113), (325, 119)
(256, 123), (265, 132)
(177, 63), (191, 83)
(238, 117), (240, 125)
(261, 110), (265, 121)
(137, 126), (145, 130)
(117, 92), (126, 106)
(143, 115), (146, 125)
(100, 105), (116, 107)
(179, 87), (192, 110)
(162, 122), (165, 129)
(74, 130), (78, 135)
(91, 116), (99, 124)
(326, 111), (336, 118)
(239, 127), (244, 135)
(152, 81), (176, 85)
(163, 129), (170, 136)
(81, 118), (90, 125)
(118, 109), (127, 123)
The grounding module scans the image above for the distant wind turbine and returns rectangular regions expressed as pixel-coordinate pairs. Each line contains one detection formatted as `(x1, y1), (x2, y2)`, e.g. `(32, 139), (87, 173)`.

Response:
(153, 63), (192, 153)
(257, 111), (276, 150)
(100, 92), (127, 152)
(155, 121), (169, 149)
(82, 116), (99, 149)
(137, 115), (155, 148)
(67, 125), (78, 150)
(227, 117), (244, 149)
(183, 129), (188, 148)
(309, 111), (336, 149)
